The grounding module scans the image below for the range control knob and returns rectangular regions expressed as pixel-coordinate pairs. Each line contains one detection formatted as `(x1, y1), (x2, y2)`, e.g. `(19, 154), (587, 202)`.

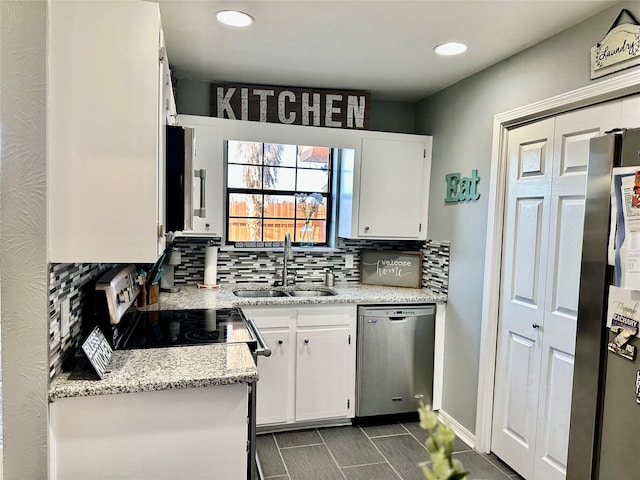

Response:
(117, 291), (127, 304)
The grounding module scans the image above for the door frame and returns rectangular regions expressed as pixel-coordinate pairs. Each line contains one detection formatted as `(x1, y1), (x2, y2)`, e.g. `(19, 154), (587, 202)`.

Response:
(475, 68), (640, 454)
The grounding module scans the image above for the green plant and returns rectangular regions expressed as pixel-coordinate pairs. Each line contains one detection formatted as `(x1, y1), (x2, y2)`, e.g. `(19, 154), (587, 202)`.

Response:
(418, 402), (468, 480)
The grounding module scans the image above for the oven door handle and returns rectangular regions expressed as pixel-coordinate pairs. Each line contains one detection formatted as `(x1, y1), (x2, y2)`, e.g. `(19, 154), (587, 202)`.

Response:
(246, 316), (272, 357)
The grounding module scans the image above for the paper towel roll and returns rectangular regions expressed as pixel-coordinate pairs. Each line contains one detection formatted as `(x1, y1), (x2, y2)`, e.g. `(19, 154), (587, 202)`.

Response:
(204, 245), (218, 286)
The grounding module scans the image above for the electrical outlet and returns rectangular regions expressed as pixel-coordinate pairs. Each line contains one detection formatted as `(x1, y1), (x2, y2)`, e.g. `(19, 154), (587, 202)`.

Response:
(345, 254), (354, 269)
(61, 298), (71, 338)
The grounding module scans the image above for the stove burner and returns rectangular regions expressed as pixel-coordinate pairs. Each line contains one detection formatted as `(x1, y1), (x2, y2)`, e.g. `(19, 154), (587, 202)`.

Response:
(167, 311), (206, 322)
(184, 328), (221, 343)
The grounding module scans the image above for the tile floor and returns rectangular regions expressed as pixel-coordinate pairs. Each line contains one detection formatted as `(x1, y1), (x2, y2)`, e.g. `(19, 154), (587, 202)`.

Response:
(257, 421), (524, 480)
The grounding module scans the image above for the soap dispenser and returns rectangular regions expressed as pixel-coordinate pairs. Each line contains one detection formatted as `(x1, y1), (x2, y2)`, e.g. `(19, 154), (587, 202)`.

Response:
(324, 269), (335, 287)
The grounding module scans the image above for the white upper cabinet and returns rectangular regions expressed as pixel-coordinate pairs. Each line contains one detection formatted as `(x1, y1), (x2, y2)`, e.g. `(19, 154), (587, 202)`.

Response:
(338, 133), (432, 240)
(48, 1), (169, 263)
(165, 116), (432, 242)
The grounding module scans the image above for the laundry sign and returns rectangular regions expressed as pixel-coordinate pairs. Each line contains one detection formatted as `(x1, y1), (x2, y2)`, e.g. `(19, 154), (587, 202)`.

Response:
(211, 82), (370, 130)
(591, 9), (640, 79)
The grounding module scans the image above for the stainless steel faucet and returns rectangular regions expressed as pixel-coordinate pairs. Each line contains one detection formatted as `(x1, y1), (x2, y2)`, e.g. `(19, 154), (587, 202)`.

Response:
(281, 232), (294, 286)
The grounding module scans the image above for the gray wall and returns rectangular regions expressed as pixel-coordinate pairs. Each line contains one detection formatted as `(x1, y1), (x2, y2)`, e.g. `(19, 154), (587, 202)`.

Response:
(415, 1), (640, 433)
(368, 100), (415, 133)
(1, 1), (49, 478)
(173, 75), (416, 133)
(174, 76), (210, 116)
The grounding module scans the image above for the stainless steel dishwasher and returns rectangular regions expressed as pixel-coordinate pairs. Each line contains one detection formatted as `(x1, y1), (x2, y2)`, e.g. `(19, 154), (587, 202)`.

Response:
(356, 305), (436, 417)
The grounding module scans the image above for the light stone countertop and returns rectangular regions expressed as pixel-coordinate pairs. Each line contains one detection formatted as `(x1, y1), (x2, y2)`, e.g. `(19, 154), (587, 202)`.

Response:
(139, 282), (446, 311)
(49, 343), (258, 400)
(49, 283), (445, 401)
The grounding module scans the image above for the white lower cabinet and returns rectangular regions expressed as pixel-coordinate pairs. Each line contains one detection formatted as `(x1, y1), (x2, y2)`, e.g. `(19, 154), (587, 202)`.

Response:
(243, 304), (357, 427)
(49, 384), (248, 480)
(295, 327), (351, 421)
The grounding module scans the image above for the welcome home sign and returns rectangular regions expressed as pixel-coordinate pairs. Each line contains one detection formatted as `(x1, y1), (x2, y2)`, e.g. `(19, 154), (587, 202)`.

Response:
(211, 82), (371, 130)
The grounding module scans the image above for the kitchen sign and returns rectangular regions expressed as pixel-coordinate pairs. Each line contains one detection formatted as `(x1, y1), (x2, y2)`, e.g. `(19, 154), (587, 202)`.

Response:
(211, 82), (370, 130)
(591, 9), (640, 79)
(445, 170), (480, 203)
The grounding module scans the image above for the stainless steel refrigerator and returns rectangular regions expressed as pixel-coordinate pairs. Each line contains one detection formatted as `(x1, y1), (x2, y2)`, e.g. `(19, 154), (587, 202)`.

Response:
(567, 128), (640, 479)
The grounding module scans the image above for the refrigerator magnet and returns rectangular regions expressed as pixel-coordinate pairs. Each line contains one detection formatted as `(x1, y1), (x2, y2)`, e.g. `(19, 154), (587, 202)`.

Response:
(633, 170), (640, 208)
(607, 340), (637, 360)
(607, 313), (638, 360)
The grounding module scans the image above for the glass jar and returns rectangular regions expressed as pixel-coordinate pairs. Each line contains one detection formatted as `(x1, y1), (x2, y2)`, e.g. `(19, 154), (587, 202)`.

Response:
(299, 223), (314, 247)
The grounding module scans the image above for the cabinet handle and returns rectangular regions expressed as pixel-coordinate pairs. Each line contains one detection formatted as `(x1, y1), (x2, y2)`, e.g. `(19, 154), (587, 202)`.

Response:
(532, 323), (540, 329)
(194, 169), (206, 218)
(364, 226), (370, 232)
(278, 340), (283, 345)
(304, 339), (310, 344)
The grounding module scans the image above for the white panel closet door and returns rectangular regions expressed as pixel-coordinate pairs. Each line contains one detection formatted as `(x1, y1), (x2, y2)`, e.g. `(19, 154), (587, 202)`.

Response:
(491, 118), (554, 479)
(493, 101), (622, 480)
(621, 95), (640, 128)
(533, 102), (621, 480)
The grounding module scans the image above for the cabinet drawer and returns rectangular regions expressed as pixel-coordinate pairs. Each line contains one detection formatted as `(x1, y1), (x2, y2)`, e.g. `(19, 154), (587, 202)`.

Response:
(297, 305), (356, 327)
(241, 306), (293, 329)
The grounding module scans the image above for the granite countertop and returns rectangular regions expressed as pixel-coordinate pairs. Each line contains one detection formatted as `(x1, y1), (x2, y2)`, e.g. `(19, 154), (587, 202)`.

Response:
(139, 283), (447, 311)
(49, 343), (258, 401)
(50, 283), (444, 401)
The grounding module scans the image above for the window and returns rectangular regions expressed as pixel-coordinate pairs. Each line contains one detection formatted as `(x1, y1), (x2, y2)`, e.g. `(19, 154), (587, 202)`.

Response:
(225, 140), (332, 246)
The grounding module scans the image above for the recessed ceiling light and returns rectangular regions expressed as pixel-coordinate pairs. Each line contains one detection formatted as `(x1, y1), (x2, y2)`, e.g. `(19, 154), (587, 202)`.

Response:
(216, 10), (254, 27)
(434, 42), (467, 56)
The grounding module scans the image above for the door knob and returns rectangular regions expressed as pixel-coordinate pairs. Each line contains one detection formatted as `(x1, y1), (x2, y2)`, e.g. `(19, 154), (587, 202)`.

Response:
(532, 323), (540, 329)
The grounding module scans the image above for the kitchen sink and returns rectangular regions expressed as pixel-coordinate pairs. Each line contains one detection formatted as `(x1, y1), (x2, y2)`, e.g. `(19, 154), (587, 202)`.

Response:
(287, 290), (336, 297)
(233, 288), (337, 298)
(233, 289), (290, 298)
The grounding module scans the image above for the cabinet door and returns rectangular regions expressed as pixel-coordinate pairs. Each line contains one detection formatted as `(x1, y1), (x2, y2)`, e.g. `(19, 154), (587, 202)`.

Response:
(295, 327), (351, 421)
(48, 1), (163, 263)
(358, 137), (426, 238)
(256, 329), (291, 426)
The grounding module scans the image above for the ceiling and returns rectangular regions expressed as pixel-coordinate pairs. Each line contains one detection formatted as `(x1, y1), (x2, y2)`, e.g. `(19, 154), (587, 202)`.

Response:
(155, 0), (619, 102)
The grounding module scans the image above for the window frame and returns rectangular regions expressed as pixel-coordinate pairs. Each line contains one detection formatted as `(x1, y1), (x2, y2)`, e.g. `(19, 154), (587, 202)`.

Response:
(224, 141), (334, 247)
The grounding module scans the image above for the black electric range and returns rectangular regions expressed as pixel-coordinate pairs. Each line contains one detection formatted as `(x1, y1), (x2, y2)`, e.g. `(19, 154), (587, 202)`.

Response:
(94, 265), (268, 480)
(114, 307), (257, 351)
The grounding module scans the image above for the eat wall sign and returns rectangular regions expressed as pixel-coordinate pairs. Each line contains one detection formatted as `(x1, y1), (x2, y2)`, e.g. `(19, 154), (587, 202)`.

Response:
(211, 82), (370, 130)
(445, 170), (480, 203)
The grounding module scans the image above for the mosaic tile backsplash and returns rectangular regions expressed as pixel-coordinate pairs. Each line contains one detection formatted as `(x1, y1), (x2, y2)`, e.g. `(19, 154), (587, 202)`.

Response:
(49, 263), (110, 379)
(48, 238), (449, 379)
(171, 237), (450, 294)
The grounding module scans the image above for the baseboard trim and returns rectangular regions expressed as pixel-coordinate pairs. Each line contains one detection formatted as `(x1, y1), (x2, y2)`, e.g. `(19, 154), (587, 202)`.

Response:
(438, 409), (476, 450)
